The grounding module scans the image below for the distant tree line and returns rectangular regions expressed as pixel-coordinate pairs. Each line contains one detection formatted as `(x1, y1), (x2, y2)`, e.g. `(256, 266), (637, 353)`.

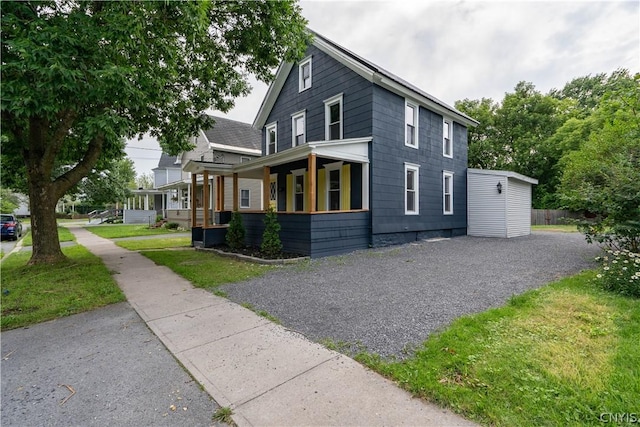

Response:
(456, 69), (639, 250)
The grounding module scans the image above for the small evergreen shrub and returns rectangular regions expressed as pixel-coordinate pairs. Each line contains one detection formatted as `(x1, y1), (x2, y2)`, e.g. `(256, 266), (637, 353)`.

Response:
(165, 222), (179, 230)
(226, 211), (245, 250)
(594, 249), (640, 297)
(261, 206), (282, 258)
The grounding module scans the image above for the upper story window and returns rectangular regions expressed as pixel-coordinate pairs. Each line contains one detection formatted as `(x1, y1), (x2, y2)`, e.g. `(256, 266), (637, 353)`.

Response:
(443, 119), (453, 158)
(266, 122), (277, 155)
(291, 111), (306, 146)
(405, 162), (420, 215)
(405, 101), (418, 148)
(324, 93), (343, 140)
(299, 56), (312, 92)
(443, 171), (454, 215)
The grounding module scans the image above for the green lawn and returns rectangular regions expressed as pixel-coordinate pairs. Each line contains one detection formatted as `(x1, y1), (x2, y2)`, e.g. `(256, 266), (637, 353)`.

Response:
(0, 245), (125, 330)
(532, 224), (578, 232)
(140, 250), (273, 295)
(357, 271), (639, 426)
(21, 226), (76, 246)
(116, 237), (191, 251)
(86, 224), (184, 239)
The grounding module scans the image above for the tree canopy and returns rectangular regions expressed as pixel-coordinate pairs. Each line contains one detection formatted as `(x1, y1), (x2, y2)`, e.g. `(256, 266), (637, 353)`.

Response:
(1, 0), (309, 264)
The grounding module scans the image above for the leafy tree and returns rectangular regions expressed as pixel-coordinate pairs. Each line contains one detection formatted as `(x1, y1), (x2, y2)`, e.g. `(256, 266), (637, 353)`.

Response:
(0, 188), (22, 213)
(1, 1), (309, 264)
(226, 211), (245, 251)
(135, 173), (154, 190)
(79, 158), (136, 207)
(454, 97), (499, 169)
(261, 206), (282, 258)
(558, 73), (640, 252)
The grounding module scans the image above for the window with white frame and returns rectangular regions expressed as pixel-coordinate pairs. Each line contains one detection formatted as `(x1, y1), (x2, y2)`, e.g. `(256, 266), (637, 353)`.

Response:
(443, 119), (453, 157)
(324, 94), (343, 140)
(299, 56), (312, 92)
(404, 163), (420, 215)
(291, 111), (306, 146)
(266, 122), (277, 155)
(405, 101), (418, 148)
(240, 156), (251, 163)
(443, 171), (454, 215)
(240, 189), (250, 208)
(294, 173), (305, 212)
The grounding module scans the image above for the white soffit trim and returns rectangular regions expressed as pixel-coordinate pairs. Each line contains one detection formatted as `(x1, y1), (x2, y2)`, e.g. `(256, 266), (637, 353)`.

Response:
(208, 142), (261, 156)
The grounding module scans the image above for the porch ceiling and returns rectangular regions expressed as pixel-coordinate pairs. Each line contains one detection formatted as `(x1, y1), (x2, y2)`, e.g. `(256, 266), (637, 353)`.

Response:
(234, 137), (372, 179)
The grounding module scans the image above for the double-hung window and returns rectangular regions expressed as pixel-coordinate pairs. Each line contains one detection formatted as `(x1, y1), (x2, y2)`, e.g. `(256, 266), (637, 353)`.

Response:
(294, 173), (305, 212)
(443, 119), (453, 158)
(405, 101), (418, 148)
(299, 56), (312, 92)
(266, 122), (277, 155)
(240, 189), (250, 209)
(291, 111), (306, 146)
(443, 171), (454, 215)
(324, 93), (343, 140)
(404, 163), (420, 215)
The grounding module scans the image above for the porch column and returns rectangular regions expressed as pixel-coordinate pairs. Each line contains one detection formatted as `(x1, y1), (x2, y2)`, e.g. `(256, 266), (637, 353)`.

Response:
(308, 153), (317, 213)
(203, 171), (210, 227)
(232, 173), (239, 211)
(362, 162), (370, 210)
(220, 176), (225, 211)
(144, 194), (149, 210)
(263, 166), (270, 211)
(191, 173), (197, 226)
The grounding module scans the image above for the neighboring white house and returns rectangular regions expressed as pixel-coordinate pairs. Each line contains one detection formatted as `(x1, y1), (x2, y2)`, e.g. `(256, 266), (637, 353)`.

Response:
(467, 169), (538, 238)
(151, 115), (262, 228)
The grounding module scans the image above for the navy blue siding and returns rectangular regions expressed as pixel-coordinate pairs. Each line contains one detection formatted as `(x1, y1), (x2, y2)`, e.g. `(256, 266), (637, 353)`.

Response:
(241, 212), (370, 258)
(261, 45), (373, 154)
(370, 85), (468, 243)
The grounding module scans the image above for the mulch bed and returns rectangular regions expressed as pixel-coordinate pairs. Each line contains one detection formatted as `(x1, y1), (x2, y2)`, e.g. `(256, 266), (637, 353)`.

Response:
(212, 244), (304, 260)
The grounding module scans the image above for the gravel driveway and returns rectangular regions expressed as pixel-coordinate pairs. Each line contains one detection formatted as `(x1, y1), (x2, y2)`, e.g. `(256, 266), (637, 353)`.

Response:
(220, 232), (600, 358)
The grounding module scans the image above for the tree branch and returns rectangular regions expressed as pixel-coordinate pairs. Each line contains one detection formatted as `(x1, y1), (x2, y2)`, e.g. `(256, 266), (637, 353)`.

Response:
(52, 133), (105, 200)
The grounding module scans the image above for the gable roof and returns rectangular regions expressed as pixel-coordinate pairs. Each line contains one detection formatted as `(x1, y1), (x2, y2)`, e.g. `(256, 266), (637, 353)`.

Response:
(201, 114), (261, 155)
(254, 30), (479, 129)
(153, 152), (181, 170)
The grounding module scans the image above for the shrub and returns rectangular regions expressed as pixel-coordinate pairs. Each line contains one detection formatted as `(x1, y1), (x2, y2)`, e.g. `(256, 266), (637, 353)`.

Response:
(594, 249), (640, 297)
(226, 211), (245, 250)
(156, 214), (164, 222)
(261, 206), (282, 258)
(165, 222), (179, 230)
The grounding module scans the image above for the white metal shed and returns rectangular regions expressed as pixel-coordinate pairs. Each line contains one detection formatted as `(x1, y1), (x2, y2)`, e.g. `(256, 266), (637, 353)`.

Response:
(467, 169), (538, 238)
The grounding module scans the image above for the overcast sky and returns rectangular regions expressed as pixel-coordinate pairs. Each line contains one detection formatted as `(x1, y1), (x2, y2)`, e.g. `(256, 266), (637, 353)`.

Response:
(125, 0), (640, 175)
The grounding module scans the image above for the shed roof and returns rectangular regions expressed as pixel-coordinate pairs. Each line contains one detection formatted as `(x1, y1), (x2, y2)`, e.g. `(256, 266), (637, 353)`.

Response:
(468, 168), (538, 185)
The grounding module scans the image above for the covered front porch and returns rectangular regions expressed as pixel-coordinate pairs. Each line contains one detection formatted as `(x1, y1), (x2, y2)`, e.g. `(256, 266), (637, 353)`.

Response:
(184, 137), (373, 257)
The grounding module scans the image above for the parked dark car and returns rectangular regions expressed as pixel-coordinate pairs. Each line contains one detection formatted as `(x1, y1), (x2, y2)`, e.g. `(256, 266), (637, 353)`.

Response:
(1, 214), (23, 241)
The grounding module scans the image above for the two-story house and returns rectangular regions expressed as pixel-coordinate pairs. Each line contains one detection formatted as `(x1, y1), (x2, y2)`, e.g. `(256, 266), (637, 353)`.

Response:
(154, 115), (262, 228)
(186, 31), (478, 257)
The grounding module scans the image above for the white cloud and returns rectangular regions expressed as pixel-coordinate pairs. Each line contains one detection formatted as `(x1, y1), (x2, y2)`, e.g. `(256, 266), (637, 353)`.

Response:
(129, 0), (640, 174)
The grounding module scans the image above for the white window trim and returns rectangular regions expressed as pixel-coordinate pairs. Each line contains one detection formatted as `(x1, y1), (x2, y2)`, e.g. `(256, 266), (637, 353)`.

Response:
(404, 162), (420, 215)
(324, 161), (343, 211)
(291, 110), (306, 147)
(266, 122), (277, 155)
(240, 156), (251, 163)
(298, 56), (312, 92)
(240, 189), (250, 209)
(405, 100), (419, 149)
(292, 168), (306, 212)
(324, 93), (344, 140)
(443, 118), (453, 158)
(443, 171), (454, 215)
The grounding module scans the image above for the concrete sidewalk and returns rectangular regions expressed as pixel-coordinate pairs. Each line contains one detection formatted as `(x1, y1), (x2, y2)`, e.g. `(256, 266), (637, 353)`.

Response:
(71, 226), (475, 427)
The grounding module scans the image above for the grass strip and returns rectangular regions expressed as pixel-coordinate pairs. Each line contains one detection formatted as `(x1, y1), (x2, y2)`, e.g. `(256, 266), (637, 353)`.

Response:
(21, 226), (76, 247)
(1, 245), (125, 331)
(140, 250), (273, 292)
(85, 224), (184, 239)
(115, 237), (191, 251)
(531, 224), (578, 232)
(356, 271), (640, 426)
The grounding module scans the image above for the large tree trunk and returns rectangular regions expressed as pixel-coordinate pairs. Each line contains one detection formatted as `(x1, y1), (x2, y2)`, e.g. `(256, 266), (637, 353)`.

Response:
(28, 179), (65, 265)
